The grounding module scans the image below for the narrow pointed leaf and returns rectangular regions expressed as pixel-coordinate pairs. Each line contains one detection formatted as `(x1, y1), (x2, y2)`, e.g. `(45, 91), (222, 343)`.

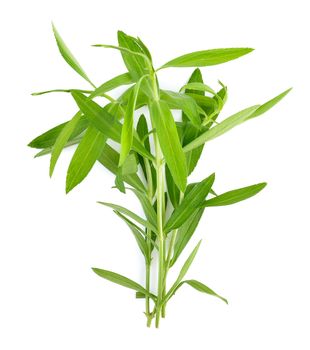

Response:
(50, 111), (83, 176)
(52, 23), (94, 86)
(160, 48), (254, 69)
(160, 90), (201, 128)
(31, 88), (92, 96)
(165, 165), (180, 208)
(182, 123), (205, 175)
(182, 280), (228, 304)
(166, 240), (202, 300)
(165, 173), (215, 232)
(128, 188), (157, 228)
(136, 114), (150, 178)
(136, 37), (152, 61)
(180, 82), (215, 95)
(120, 76), (146, 165)
(203, 182), (267, 207)
(92, 268), (156, 300)
(90, 73), (133, 98)
(37, 127), (142, 191)
(117, 31), (150, 81)
(71, 92), (154, 161)
(113, 211), (149, 261)
(149, 100), (187, 191)
(187, 93), (217, 111)
(182, 69), (206, 174)
(28, 116), (88, 149)
(247, 88), (292, 120)
(97, 144), (145, 192)
(114, 170), (126, 193)
(97, 202), (157, 233)
(170, 208), (204, 267)
(183, 105), (260, 153)
(34, 137), (82, 158)
(66, 126), (107, 193)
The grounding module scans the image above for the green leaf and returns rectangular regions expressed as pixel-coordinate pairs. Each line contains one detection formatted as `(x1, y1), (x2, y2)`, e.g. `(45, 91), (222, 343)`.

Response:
(170, 208), (204, 267)
(149, 100), (187, 192)
(160, 48), (254, 69)
(121, 153), (138, 175)
(117, 31), (151, 81)
(166, 240), (202, 300)
(203, 182), (267, 207)
(187, 93), (217, 111)
(136, 114), (157, 194)
(165, 165), (180, 208)
(180, 82), (215, 95)
(90, 73), (133, 98)
(113, 211), (149, 261)
(136, 36), (152, 61)
(34, 137), (82, 158)
(136, 114), (150, 178)
(182, 69), (206, 174)
(97, 144), (145, 192)
(92, 268), (156, 300)
(182, 123), (205, 175)
(35, 123), (141, 192)
(120, 76), (147, 165)
(165, 174), (215, 232)
(118, 85), (149, 110)
(182, 280), (228, 304)
(137, 114), (151, 152)
(183, 105), (260, 153)
(247, 88), (292, 120)
(160, 90), (201, 128)
(66, 126), (107, 193)
(31, 88), (93, 96)
(114, 168), (126, 193)
(28, 116), (88, 149)
(128, 188), (157, 228)
(52, 23), (94, 87)
(71, 92), (154, 161)
(97, 201), (157, 233)
(50, 111), (83, 176)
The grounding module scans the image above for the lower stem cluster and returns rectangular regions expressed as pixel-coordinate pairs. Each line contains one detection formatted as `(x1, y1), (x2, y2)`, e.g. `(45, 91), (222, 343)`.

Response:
(143, 132), (180, 328)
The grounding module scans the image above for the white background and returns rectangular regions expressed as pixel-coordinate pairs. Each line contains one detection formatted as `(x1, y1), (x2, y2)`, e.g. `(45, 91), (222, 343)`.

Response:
(1, 0), (309, 349)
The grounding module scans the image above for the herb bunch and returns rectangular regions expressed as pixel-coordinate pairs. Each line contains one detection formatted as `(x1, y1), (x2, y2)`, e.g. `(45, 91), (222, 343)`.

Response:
(29, 25), (290, 328)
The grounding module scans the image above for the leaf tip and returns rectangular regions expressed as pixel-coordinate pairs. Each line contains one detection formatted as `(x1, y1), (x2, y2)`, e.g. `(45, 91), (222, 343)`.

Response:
(260, 182), (267, 190)
(92, 267), (101, 276)
(284, 87), (293, 95)
(27, 140), (34, 148)
(223, 297), (229, 305)
(51, 21), (58, 36)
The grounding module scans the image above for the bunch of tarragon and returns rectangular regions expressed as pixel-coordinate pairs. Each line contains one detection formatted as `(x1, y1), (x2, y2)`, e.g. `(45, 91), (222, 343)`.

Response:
(28, 25), (291, 328)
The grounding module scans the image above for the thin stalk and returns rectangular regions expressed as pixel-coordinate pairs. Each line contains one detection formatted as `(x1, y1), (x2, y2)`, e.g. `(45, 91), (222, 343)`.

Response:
(144, 158), (153, 327)
(154, 135), (165, 328)
(149, 70), (166, 328)
(161, 191), (184, 317)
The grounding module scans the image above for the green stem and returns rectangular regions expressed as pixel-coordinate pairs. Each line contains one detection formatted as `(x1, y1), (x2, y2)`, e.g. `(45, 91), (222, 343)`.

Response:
(149, 70), (166, 328)
(144, 158), (153, 327)
(154, 135), (165, 328)
(161, 192), (184, 317)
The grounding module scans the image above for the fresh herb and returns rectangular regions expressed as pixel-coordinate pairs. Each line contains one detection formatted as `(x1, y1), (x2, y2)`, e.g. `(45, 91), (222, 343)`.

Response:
(29, 25), (291, 328)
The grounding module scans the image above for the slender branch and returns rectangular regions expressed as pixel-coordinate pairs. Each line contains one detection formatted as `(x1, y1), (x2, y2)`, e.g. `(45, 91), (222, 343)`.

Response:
(144, 158), (154, 326)
(161, 191), (184, 317)
(154, 134), (165, 328)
